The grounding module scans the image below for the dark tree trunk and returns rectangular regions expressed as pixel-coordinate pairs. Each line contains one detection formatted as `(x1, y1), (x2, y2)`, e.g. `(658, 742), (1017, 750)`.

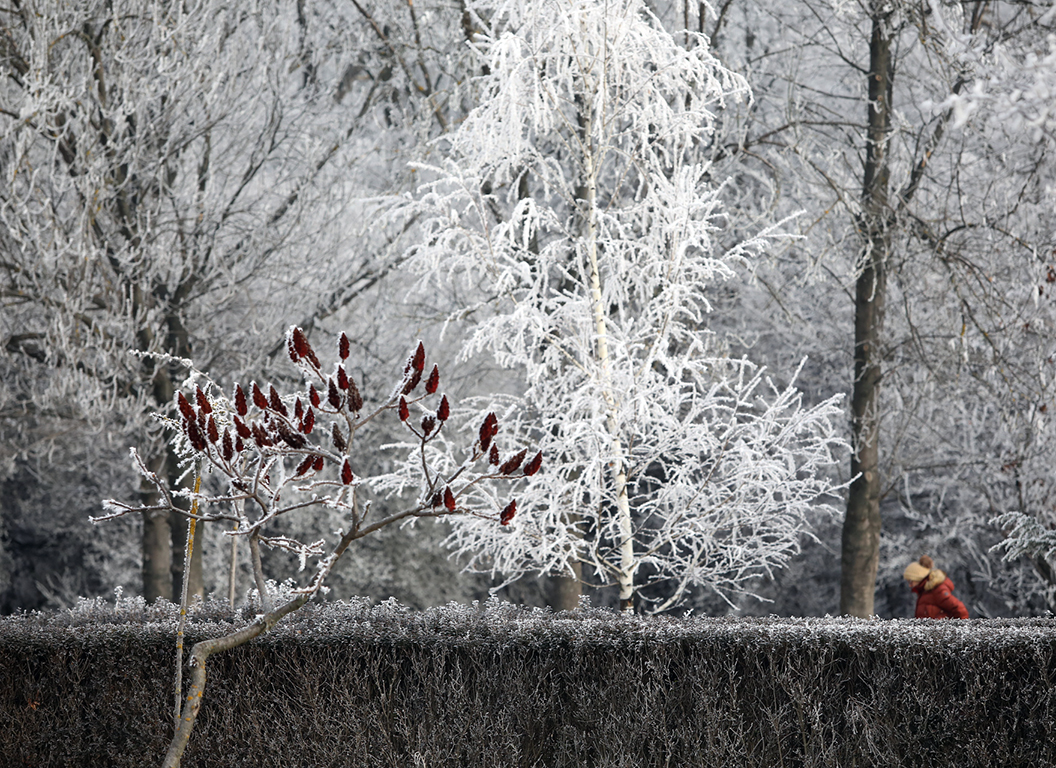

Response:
(139, 308), (204, 601)
(550, 560), (583, 612)
(141, 451), (174, 602)
(841, 5), (893, 618)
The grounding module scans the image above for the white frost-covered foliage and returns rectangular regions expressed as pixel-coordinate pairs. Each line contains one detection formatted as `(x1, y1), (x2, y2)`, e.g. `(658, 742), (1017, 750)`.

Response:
(409, 0), (846, 609)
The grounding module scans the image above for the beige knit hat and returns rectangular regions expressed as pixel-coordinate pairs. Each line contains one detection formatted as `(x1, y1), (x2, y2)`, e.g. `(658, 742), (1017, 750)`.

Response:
(903, 554), (933, 582)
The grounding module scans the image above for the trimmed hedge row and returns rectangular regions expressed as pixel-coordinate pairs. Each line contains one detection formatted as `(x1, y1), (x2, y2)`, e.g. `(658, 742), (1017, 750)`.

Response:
(1, 598), (1054, 767)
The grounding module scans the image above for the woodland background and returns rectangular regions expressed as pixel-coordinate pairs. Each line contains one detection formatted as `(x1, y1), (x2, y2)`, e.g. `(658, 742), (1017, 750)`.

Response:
(2, 0), (1055, 620)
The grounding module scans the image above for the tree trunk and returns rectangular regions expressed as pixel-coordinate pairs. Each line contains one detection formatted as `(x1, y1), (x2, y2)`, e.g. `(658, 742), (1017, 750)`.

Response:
(551, 560), (583, 612)
(581, 115), (635, 613)
(142, 509), (174, 602)
(841, 5), (893, 617)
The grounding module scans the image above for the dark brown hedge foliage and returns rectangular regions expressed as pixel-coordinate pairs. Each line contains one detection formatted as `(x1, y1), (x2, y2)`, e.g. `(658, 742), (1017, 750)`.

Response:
(1, 598), (1053, 767)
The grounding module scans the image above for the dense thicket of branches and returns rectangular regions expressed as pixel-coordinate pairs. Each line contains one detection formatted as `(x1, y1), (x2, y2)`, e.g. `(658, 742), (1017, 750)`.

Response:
(1, 0), (1054, 617)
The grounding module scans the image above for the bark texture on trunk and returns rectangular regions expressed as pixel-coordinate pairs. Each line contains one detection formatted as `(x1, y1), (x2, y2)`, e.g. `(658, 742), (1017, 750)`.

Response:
(141, 506), (173, 603)
(551, 560), (584, 612)
(841, 5), (893, 618)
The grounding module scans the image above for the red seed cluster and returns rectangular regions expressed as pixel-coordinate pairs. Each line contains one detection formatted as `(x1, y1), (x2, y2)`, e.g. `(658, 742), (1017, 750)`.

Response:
(252, 383), (268, 411)
(327, 378), (341, 409)
(348, 376), (363, 412)
(499, 448), (526, 475)
(289, 327), (321, 369)
(331, 423), (347, 453)
(195, 386), (212, 414)
(269, 385), (286, 416)
(500, 500), (517, 525)
(523, 451), (543, 476)
(479, 413), (499, 452)
(234, 385), (248, 417)
(168, 329), (531, 540)
(295, 455), (315, 477)
(421, 415), (436, 436)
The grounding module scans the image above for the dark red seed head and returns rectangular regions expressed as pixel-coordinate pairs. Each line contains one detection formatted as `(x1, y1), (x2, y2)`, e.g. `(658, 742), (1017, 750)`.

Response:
(337, 366), (349, 391)
(302, 408), (315, 434)
(523, 451), (543, 477)
(268, 385), (287, 416)
(327, 378), (342, 410)
(443, 486), (456, 511)
(348, 377), (363, 412)
(437, 395), (450, 422)
(479, 413), (498, 452)
(339, 332), (350, 360)
(251, 422), (265, 448)
(421, 415), (436, 436)
(295, 455), (315, 477)
(500, 500), (517, 526)
(222, 430), (234, 462)
(309, 385), (321, 408)
(412, 341), (425, 372)
(402, 366), (422, 395)
(398, 396), (409, 422)
(294, 398), (304, 420)
(207, 415), (220, 444)
(312, 455), (325, 472)
(341, 459), (354, 485)
(234, 384), (248, 417)
(195, 386), (212, 414)
(425, 365), (439, 394)
(489, 444), (500, 465)
(186, 420), (206, 452)
(292, 327), (319, 368)
(252, 383), (268, 411)
(331, 423), (347, 453)
(234, 416), (251, 439)
(500, 448), (527, 475)
(235, 435), (244, 453)
(177, 391), (196, 422)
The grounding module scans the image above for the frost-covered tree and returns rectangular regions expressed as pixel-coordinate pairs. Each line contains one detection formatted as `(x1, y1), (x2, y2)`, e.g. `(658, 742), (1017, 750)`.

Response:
(98, 328), (532, 766)
(407, 0), (846, 612)
(683, 0), (1056, 615)
(0, 0), (409, 602)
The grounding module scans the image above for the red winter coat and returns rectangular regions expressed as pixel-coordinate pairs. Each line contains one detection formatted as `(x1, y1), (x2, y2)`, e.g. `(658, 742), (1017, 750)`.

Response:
(912, 570), (969, 619)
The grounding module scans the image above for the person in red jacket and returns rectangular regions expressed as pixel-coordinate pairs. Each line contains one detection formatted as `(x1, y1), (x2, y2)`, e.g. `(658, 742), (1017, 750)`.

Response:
(903, 555), (969, 619)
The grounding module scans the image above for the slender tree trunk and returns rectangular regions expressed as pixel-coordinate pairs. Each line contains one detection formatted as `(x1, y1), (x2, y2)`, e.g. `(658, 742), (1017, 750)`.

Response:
(138, 307), (204, 602)
(551, 560), (583, 612)
(841, 5), (893, 617)
(581, 115), (635, 613)
(171, 503), (204, 599)
(163, 594), (309, 768)
(141, 491), (174, 602)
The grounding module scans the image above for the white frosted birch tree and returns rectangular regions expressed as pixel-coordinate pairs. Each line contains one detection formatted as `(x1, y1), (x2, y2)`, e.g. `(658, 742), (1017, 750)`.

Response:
(407, 0), (846, 611)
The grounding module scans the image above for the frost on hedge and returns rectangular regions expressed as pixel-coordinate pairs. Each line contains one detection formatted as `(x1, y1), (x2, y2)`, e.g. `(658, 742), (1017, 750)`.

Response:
(3, 596), (1053, 653)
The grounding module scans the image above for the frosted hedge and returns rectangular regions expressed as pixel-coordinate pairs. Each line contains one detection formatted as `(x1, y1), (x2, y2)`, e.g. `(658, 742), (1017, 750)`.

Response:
(1, 598), (1053, 767)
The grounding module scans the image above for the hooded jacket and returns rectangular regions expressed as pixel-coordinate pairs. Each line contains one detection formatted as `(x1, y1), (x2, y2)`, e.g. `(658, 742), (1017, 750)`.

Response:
(911, 569), (969, 619)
